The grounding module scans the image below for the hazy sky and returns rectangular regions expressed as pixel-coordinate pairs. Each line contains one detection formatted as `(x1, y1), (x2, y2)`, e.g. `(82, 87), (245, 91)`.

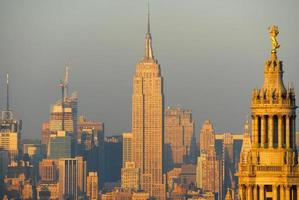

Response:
(0, 0), (298, 139)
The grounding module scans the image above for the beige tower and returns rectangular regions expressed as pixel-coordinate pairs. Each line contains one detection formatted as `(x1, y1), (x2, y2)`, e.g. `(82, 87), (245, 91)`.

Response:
(87, 172), (98, 200)
(240, 118), (252, 165)
(164, 107), (195, 169)
(123, 132), (133, 167)
(237, 26), (297, 200)
(132, 6), (165, 200)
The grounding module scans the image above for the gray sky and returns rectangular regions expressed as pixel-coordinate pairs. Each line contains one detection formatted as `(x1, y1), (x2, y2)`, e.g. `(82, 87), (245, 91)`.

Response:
(0, 0), (298, 139)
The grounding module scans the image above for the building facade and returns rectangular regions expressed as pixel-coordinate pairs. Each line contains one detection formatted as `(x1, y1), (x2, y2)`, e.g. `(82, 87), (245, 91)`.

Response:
(47, 131), (72, 159)
(237, 26), (298, 200)
(164, 107), (195, 170)
(39, 159), (58, 182)
(122, 132), (133, 167)
(121, 162), (140, 191)
(58, 156), (86, 200)
(87, 172), (98, 200)
(198, 121), (221, 199)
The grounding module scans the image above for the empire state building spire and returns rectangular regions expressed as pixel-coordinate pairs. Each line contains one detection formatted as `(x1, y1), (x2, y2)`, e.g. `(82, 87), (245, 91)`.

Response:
(144, 1), (154, 60)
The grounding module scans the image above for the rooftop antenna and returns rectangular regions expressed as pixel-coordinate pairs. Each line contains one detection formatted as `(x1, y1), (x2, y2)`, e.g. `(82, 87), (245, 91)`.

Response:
(59, 80), (65, 131)
(2, 73), (13, 120)
(147, 0), (150, 34)
(6, 73), (9, 112)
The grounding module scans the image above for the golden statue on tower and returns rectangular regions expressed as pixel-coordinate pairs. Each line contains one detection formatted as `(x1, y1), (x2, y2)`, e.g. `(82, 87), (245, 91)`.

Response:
(268, 25), (280, 52)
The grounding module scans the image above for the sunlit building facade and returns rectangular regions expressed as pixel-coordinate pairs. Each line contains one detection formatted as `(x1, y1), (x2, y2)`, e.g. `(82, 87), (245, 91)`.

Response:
(237, 27), (298, 200)
(164, 107), (195, 170)
(132, 12), (166, 199)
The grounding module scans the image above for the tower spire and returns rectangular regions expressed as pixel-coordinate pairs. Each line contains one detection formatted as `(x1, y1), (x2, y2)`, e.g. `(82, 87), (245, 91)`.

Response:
(6, 73), (9, 112)
(144, 0), (154, 60)
(2, 73), (13, 120)
(147, 0), (150, 34)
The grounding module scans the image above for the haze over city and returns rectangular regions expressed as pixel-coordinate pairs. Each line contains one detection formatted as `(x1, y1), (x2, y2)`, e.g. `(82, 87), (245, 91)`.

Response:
(0, 0), (298, 139)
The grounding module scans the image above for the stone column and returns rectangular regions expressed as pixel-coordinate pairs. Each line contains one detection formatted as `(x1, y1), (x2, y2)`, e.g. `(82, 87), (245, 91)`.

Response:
(286, 185), (290, 200)
(239, 185), (243, 200)
(286, 116), (290, 149)
(296, 185), (299, 200)
(261, 116), (265, 148)
(273, 185), (278, 200)
(253, 185), (258, 200)
(292, 116), (296, 149)
(252, 116), (258, 147)
(260, 185), (265, 200)
(269, 115), (274, 148)
(281, 185), (285, 200)
(247, 185), (252, 200)
(278, 116), (283, 148)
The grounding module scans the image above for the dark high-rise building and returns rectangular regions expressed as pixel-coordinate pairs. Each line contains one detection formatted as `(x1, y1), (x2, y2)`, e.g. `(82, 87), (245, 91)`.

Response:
(104, 136), (122, 186)
(77, 115), (105, 188)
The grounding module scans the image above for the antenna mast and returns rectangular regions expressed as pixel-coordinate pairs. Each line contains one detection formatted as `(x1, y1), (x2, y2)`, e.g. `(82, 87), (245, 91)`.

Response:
(6, 73), (9, 112)
(59, 80), (65, 131)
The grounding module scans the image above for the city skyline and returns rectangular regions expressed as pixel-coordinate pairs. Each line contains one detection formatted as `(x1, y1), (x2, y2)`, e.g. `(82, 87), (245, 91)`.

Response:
(0, 0), (299, 139)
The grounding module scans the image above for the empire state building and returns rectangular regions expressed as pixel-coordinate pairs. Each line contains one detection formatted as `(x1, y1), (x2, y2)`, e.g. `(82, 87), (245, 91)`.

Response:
(131, 8), (166, 200)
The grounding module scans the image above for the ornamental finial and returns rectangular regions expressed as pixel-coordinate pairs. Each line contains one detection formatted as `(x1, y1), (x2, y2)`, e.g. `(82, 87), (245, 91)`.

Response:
(268, 25), (280, 53)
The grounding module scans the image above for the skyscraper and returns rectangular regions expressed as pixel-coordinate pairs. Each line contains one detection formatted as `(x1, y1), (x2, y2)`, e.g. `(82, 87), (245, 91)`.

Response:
(77, 115), (105, 188)
(237, 26), (298, 200)
(58, 156), (86, 200)
(122, 132), (133, 167)
(39, 159), (58, 182)
(164, 107), (195, 170)
(131, 6), (165, 199)
(87, 172), (98, 200)
(47, 131), (72, 159)
(49, 93), (77, 134)
(41, 121), (51, 155)
(0, 73), (22, 164)
(199, 120), (215, 154)
(121, 162), (140, 191)
(198, 120), (221, 199)
(104, 135), (122, 185)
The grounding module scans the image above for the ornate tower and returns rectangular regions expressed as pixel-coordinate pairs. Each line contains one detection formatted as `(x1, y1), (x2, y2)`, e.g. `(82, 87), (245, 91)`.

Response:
(132, 5), (166, 200)
(237, 26), (297, 200)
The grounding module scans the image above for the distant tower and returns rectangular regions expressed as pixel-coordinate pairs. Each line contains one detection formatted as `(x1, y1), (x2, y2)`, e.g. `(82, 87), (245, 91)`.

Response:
(132, 3), (166, 199)
(87, 172), (98, 200)
(58, 156), (86, 200)
(0, 73), (22, 164)
(199, 120), (215, 154)
(122, 132), (133, 167)
(237, 26), (298, 200)
(239, 117), (252, 165)
(39, 159), (58, 182)
(197, 120), (221, 199)
(164, 107), (195, 170)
